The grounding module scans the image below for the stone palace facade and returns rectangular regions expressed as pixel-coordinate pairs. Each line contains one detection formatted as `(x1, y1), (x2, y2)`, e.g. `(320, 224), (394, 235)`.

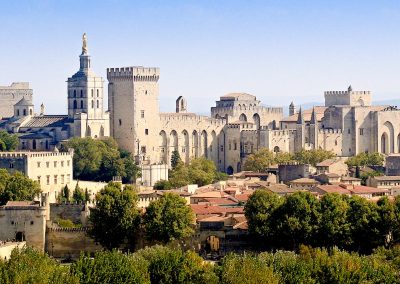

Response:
(1, 35), (400, 179)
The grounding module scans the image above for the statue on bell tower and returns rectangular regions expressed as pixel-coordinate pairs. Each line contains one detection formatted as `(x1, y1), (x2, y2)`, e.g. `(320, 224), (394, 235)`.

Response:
(82, 33), (88, 55)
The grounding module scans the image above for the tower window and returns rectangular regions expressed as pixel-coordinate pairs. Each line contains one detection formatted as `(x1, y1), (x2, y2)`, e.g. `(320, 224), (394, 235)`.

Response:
(17, 109), (20, 116)
(97, 89), (99, 97)
(91, 89), (94, 97)
(73, 100), (77, 109)
(141, 110), (145, 118)
(359, 128), (364, 135)
(23, 109), (26, 116)
(74, 90), (76, 97)
(97, 100), (99, 108)
(91, 100), (94, 108)
(348, 129), (351, 134)
(145, 90), (148, 95)
(145, 129), (149, 135)
(29, 109), (32, 115)
(81, 101), (84, 109)
(119, 119), (122, 126)
(80, 90), (83, 97)
(9, 163), (14, 169)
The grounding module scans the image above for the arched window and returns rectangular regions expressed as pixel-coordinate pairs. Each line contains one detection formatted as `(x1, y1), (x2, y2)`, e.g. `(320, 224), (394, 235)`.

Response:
(80, 90), (83, 97)
(91, 100), (94, 108)
(23, 109), (26, 116)
(91, 89), (94, 97)
(74, 90), (76, 98)
(81, 100), (84, 109)
(29, 109), (32, 115)
(97, 89), (99, 97)
(32, 140), (36, 150)
(73, 100), (77, 109)
(97, 100), (99, 108)
(17, 109), (20, 116)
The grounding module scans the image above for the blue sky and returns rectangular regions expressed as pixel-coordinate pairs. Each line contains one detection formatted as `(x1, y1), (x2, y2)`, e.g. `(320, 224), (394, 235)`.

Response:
(1, 0), (400, 114)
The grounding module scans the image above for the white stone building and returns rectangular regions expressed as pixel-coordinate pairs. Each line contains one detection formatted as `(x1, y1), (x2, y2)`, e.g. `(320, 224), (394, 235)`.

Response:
(0, 82), (33, 119)
(0, 34), (109, 150)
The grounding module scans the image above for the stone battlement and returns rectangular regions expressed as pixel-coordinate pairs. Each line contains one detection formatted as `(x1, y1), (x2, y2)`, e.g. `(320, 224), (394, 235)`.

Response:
(324, 90), (371, 96)
(319, 128), (343, 134)
(212, 105), (283, 113)
(107, 66), (160, 82)
(0, 82), (30, 90)
(160, 113), (225, 125)
(0, 150), (73, 159)
(270, 129), (295, 136)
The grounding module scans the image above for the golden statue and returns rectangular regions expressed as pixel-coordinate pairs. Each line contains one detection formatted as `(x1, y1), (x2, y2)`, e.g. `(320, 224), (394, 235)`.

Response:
(82, 33), (88, 54)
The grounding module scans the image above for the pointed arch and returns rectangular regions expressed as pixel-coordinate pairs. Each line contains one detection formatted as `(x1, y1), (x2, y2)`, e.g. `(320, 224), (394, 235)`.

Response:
(201, 130), (208, 158)
(159, 130), (167, 163)
(192, 130), (199, 158)
(381, 132), (388, 154)
(181, 130), (189, 163)
(239, 113), (247, 122)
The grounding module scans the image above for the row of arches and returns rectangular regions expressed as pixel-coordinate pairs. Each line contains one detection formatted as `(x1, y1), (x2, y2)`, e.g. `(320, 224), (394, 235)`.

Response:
(72, 100), (100, 109)
(159, 129), (219, 165)
(71, 89), (100, 98)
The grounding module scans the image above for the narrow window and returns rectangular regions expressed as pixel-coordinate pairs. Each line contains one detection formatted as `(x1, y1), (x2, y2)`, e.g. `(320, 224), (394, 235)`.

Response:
(119, 119), (122, 126)
(97, 89), (99, 97)
(145, 129), (149, 135)
(81, 101), (84, 109)
(80, 90), (83, 97)
(74, 90), (76, 97)
(91, 100), (94, 108)
(141, 110), (145, 118)
(91, 89), (94, 97)
(97, 100), (99, 108)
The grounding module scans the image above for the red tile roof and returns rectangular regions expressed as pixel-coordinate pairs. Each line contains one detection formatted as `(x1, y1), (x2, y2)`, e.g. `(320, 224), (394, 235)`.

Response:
(190, 204), (244, 215)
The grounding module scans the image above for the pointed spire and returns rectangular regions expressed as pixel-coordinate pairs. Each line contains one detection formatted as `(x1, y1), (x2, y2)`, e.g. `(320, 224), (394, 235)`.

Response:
(310, 107), (316, 124)
(297, 107), (304, 124)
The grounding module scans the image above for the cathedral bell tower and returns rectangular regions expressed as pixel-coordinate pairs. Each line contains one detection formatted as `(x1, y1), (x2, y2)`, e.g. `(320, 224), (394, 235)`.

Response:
(67, 33), (104, 121)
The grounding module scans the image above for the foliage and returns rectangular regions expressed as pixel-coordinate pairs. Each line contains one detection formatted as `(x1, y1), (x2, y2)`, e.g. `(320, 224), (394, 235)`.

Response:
(57, 218), (81, 228)
(153, 180), (173, 190)
(0, 131), (19, 151)
(274, 151), (294, 165)
(70, 251), (150, 284)
(245, 191), (400, 253)
(293, 149), (335, 166)
(89, 182), (141, 250)
(244, 148), (275, 172)
(143, 192), (194, 243)
(72, 183), (85, 203)
(168, 157), (227, 188)
(0, 169), (41, 205)
(346, 152), (385, 167)
(137, 245), (218, 284)
(218, 253), (279, 284)
(171, 150), (181, 169)
(64, 137), (140, 183)
(0, 246), (77, 284)
(244, 190), (283, 243)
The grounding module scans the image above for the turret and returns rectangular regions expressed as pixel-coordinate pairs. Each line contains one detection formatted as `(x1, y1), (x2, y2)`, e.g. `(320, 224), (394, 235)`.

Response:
(176, 96), (187, 113)
(14, 97), (34, 118)
(289, 101), (296, 116)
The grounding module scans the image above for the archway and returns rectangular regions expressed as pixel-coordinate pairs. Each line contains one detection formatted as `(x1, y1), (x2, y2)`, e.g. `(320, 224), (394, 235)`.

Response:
(253, 113), (260, 130)
(16, 232), (25, 242)
(201, 130), (208, 158)
(239, 113), (247, 122)
(381, 132), (388, 154)
(237, 162), (241, 172)
(192, 130), (199, 158)
(170, 130), (178, 151)
(226, 166), (234, 175)
(273, 146), (280, 153)
(181, 130), (189, 163)
(159, 130), (167, 163)
(383, 121), (395, 153)
(211, 130), (217, 163)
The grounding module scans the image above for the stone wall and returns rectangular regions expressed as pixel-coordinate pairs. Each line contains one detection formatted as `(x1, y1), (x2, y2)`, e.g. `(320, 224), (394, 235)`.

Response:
(45, 227), (102, 259)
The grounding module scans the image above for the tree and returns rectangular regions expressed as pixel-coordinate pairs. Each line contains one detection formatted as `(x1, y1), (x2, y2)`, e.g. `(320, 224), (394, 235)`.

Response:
(143, 192), (194, 243)
(293, 149), (335, 166)
(318, 193), (351, 249)
(274, 191), (321, 249)
(0, 130), (19, 151)
(346, 152), (385, 167)
(0, 169), (41, 205)
(360, 170), (384, 186)
(84, 188), (90, 201)
(245, 190), (283, 244)
(171, 150), (181, 169)
(65, 137), (141, 182)
(244, 148), (275, 172)
(72, 183), (85, 203)
(347, 195), (380, 253)
(89, 182), (141, 250)
(376, 197), (396, 247)
(154, 180), (173, 190)
(61, 184), (70, 202)
(274, 151), (294, 165)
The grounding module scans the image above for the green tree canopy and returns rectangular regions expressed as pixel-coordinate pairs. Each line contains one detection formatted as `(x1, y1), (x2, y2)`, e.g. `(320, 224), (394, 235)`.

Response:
(171, 150), (181, 169)
(64, 137), (140, 183)
(72, 183), (85, 203)
(0, 169), (41, 205)
(0, 130), (19, 151)
(293, 149), (335, 166)
(168, 157), (227, 188)
(245, 190), (283, 242)
(89, 182), (141, 250)
(143, 192), (194, 243)
(243, 148), (275, 172)
(346, 152), (385, 167)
